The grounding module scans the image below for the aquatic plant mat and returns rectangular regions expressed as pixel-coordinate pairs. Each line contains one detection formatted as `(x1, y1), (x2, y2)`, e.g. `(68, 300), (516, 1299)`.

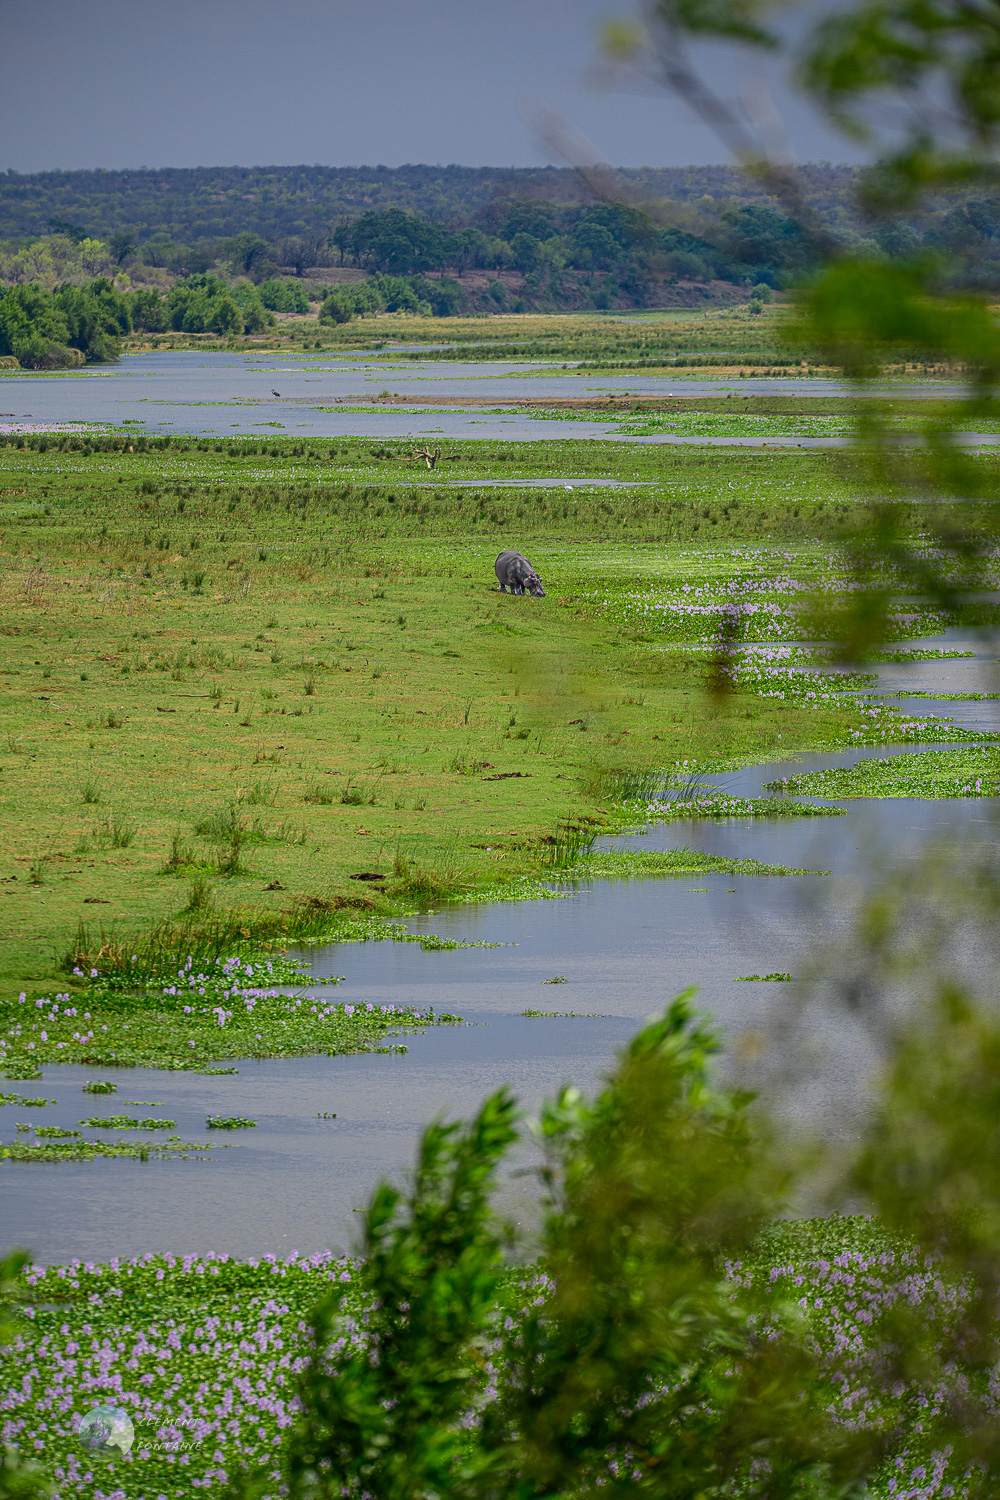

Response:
(0, 948), (456, 1072)
(0, 1215), (969, 1499)
(767, 746), (1000, 798)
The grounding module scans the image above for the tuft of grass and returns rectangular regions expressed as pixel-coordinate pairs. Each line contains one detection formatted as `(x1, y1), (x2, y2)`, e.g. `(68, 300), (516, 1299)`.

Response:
(94, 812), (138, 849)
(582, 766), (665, 803)
(80, 777), (102, 805)
(236, 780), (278, 807)
(541, 821), (597, 869)
(215, 829), (249, 877)
(161, 831), (201, 872)
(183, 874), (215, 913)
(195, 804), (243, 841)
(340, 776), (379, 806)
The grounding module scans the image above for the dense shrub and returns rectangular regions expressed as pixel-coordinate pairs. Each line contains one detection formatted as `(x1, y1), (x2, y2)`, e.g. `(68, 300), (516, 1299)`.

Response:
(0, 278), (129, 366)
(258, 278), (310, 314)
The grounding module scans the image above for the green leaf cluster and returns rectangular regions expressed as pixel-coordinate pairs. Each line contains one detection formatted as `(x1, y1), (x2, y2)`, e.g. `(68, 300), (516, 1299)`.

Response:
(238, 998), (861, 1500)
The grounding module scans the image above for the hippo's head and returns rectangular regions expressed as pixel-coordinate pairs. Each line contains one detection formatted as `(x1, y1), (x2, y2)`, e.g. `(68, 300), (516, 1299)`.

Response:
(527, 576), (546, 597)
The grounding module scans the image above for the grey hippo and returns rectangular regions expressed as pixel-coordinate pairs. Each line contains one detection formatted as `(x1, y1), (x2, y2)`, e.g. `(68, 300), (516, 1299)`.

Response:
(495, 550), (546, 596)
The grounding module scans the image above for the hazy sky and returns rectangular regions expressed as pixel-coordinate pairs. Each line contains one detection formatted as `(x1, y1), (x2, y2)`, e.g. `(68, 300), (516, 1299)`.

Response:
(1, 0), (859, 173)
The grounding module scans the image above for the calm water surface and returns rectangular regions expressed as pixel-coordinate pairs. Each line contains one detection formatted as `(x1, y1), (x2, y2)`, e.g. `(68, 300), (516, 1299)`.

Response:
(5, 782), (995, 1263)
(0, 349), (977, 444)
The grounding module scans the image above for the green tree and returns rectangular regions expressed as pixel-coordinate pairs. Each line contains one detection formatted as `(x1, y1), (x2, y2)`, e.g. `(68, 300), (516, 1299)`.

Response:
(167, 274), (245, 334)
(232, 1000), (864, 1500)
(55, 279), (129, 361)
(721, 205), (813, 287)
(239, 297), (270, 334)
(257, 278), (309, 313)
(45, 218), (86, 243)
(318, 290), (353, 323)
(0, 285), (72, 368)
(571, 220), (621, 270)
(279, 1089), (519, 1499)
(509, 231), (543, 272)
(499, 201), (557, 241)
(107, 229), (137, 265)
(222, 232), (276, 282)
(345, 208), (450, 275)
(129, 287), (167, 333)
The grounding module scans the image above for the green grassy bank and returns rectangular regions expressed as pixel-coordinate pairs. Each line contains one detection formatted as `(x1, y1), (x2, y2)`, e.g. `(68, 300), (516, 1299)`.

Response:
(0, 430), (991, 1068)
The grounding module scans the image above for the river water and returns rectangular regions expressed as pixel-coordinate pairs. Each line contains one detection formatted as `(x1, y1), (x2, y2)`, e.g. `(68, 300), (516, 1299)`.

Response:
(0, 348), (983, 445)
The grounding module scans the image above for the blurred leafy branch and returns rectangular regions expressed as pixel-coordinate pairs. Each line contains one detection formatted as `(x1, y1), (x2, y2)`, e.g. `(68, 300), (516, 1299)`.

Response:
(0, 1251), (49, 1497)
(232, 999), (874, 1499)
(227, 983), (1000, 1497)
(599, 0), (1000, 657)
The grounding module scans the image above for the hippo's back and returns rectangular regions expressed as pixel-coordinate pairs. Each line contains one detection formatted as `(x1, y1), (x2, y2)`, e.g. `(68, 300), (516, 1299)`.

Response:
(495, 550), (526, 582)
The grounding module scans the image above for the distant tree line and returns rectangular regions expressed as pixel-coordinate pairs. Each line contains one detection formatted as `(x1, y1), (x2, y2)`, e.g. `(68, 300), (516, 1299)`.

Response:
(323, 200), (817, 293)
(3, 184), (997, 359)
(0, 162), (862, 244)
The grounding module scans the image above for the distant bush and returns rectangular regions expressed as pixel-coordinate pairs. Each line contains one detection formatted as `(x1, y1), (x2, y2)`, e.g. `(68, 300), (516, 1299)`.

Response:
(166, 274), (252, 335)
(319, 271), (465, 324)
(258, 278), (310, 314)
(129, 287), (168, 332)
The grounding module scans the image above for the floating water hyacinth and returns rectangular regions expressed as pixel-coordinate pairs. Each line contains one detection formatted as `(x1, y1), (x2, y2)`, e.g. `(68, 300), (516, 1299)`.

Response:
(0, 1225), (982, 1499)
(584, 550), (948, 645)
(0, 963), (460, 1073)
(643, 795), (846, 820)
(1, 1251), (360, 1497)
(767, 746), (1000, 799)
(80, 1116), (176, 1130)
